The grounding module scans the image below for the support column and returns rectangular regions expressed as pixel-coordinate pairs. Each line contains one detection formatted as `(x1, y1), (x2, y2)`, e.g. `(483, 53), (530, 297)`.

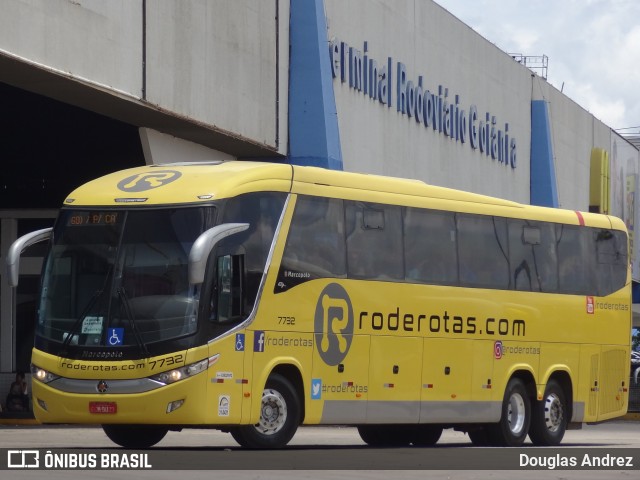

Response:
(530, 100), (558, 207)
(288, 0), (343, 170)
(1, 218), (18, 372)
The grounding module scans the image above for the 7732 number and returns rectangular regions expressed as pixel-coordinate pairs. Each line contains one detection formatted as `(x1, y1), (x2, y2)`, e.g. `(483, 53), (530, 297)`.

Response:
(278, 316), (296, 326)
(149, 354), (184, 370)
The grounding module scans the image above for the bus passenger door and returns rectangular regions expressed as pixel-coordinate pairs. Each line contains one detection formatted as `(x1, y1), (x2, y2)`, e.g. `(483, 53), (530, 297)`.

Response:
(207, 332), (246, 424)
(204, 252), (248, 425)
(367, 336), (422, 423)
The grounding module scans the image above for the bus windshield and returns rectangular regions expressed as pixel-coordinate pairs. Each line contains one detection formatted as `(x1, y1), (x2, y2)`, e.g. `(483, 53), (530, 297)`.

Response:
(37, 207), (216, 350)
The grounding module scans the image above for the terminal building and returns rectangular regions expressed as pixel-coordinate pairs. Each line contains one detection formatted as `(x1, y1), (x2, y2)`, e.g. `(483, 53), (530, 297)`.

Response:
(0, 1), (638, 408)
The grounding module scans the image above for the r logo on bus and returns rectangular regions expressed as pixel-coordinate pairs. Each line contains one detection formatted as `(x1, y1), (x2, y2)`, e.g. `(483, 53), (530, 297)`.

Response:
(117, 170), (182, 192)
(314, 283), (353, 365)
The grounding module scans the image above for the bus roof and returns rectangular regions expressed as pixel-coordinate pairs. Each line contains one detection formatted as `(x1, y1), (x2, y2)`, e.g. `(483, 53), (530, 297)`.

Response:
(64, 161), (294, 206)
(63, 160), (625, 231)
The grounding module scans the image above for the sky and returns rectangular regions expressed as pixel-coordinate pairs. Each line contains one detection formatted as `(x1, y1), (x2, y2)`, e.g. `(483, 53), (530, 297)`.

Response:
(435, 0), (640, 137)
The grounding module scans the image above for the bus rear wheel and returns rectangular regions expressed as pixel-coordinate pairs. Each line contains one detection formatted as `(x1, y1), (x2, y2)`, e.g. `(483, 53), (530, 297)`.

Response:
(487, 377), (531, 446)
(230, 374), (301, 449)
(528, 379), (567, 446)
(102, 424), (168, 448)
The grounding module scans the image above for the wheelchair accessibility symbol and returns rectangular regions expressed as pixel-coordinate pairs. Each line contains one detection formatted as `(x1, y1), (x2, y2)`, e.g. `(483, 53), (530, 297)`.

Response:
(235, 333), (245, 351)
(107, 328), (124, 346)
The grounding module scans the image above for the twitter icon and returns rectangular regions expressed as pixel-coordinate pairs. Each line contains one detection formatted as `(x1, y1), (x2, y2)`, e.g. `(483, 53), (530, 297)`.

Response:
(311, 379), (322, 400)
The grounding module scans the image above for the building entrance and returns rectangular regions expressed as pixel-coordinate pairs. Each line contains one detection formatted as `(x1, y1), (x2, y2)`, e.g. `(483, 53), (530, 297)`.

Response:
(0, 82), (144, 386)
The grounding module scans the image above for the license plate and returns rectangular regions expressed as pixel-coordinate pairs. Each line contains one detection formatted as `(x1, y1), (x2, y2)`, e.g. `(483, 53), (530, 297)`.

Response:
(89, 402), (117, 414)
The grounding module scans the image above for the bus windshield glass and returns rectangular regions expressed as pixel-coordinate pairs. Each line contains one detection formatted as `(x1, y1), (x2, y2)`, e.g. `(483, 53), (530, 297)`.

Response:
(37, 207), (216, 349)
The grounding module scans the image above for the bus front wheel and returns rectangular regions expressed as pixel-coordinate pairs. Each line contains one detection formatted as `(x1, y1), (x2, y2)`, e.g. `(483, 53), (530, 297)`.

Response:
(102, 424), (168, 449)
(528, 379), (567, 446)
(488, 377), (531, 446)
(230, 373), (301, 449)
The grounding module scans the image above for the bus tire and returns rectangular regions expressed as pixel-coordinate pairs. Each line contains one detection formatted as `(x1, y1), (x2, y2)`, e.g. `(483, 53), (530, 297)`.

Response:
(487, 377), (531, 446)
(230, 373), (300, 449)
(528, 379), (567, 446)
(102, 424), (168, 448)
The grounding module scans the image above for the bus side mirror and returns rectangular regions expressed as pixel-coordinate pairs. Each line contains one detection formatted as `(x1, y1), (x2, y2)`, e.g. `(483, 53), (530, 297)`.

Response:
(216, 254), (244, 323)
(188, 223), (249, 285)
(6, 228), (53, 287)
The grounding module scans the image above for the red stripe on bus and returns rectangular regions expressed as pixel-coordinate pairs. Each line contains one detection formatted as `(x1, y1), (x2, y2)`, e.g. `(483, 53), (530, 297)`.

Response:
(575, 211), (585, 226)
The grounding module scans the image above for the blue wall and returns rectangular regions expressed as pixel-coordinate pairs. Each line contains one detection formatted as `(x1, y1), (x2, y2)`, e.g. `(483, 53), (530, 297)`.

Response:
(288, 0), (343, 170)
(530, 100), (558, 207)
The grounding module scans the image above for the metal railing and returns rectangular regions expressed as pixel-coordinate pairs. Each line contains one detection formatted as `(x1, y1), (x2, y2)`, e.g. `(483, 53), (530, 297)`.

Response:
(509, 53), (548, 79)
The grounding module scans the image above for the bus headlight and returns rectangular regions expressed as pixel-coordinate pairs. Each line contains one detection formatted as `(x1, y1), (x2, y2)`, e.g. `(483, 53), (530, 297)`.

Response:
(31, 364), (59, 384)
(149, 358), (209, 385)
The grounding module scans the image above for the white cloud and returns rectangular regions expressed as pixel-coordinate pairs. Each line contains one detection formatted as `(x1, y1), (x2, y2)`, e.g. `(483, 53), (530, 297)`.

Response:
(436, 0), (640, 131)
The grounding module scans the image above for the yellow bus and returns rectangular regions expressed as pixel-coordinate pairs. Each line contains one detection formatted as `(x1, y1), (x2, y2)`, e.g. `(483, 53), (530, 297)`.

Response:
(8, 161), (631, 448)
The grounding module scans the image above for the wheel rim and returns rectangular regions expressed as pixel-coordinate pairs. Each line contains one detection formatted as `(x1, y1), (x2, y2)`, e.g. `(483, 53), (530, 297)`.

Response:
(507, 392), (527, 435)
(543, 392), (564, 433)
(255, 388), (287, 435)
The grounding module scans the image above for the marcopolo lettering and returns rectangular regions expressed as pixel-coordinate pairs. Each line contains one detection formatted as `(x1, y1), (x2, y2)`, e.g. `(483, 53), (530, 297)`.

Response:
(329, 38), (517, 169)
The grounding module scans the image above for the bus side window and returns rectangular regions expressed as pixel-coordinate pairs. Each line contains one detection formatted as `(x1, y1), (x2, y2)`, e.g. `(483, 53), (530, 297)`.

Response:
(457, 214), (509, 289)
(345, 201), (403, 280)
(508, 221), (558, 293)
(595, 229), (628, 296)
(557, 225), (596, 295)
(216, 254), (244, 323)
(276, 196), (346, 292)
(221, 192), (287, 308)
(404, 208), (457, 285)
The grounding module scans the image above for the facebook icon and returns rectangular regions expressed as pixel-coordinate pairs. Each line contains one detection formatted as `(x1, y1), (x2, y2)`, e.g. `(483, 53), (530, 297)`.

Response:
(254, 331), (265, 352)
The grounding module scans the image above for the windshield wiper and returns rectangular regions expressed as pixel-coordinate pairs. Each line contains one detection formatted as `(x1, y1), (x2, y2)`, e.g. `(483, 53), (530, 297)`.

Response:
(117, 287), (150, 357)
